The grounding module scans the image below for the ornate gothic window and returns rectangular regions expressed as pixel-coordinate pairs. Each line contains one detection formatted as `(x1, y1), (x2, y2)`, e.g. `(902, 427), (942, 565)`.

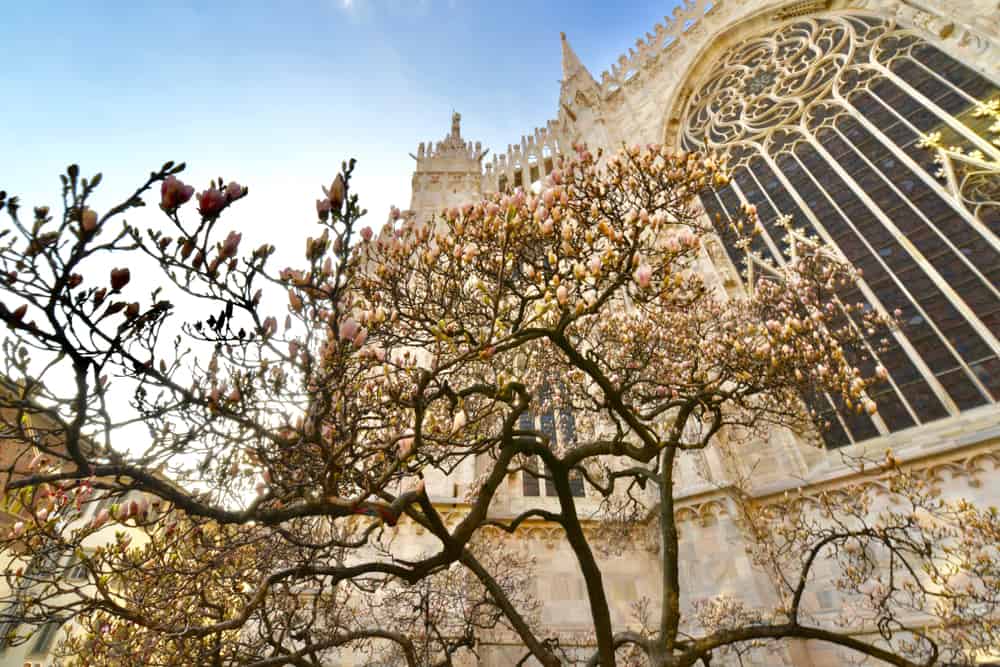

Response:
(682, 14), (999, 447)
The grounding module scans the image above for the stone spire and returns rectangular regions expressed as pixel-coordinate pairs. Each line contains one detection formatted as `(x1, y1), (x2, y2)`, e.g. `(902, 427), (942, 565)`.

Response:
(560, 32), (591, 82)
(557, 32), (608, 151)
(559, 31), (599, 121)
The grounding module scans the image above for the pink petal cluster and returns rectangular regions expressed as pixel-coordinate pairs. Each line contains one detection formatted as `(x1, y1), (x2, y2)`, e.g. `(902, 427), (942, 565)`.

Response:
(635, 263), (653, 288)
(160, 176), (195, 212)
(219, 231), (242, 259)
(197, 188), (227, 218)
(316, 198), (332, 221)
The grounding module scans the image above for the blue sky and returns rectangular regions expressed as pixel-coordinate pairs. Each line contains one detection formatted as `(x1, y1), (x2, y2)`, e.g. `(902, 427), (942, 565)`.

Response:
(1, 1), (679, 258)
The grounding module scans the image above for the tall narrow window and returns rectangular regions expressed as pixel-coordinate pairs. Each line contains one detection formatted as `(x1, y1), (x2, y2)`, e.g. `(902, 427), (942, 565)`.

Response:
(519, 390), (585, 498)
(30, 619), (62, 656)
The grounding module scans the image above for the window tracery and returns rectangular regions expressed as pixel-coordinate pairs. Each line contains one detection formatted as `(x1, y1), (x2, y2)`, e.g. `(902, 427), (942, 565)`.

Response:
(682, 13), (1000, 447)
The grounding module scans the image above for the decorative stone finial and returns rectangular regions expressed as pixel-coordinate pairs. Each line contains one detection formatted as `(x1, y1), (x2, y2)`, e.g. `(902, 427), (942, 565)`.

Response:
(451, 111), (461, 139)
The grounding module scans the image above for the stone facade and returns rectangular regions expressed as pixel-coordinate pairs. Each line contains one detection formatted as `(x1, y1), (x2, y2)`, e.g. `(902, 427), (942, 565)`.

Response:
(401, 1), (1000, 664)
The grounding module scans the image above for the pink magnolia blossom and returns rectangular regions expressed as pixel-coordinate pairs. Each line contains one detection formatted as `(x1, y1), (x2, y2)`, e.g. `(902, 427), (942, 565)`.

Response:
(197, 188), (227, 218)
(397, 433), (415, 460)
(262, 316), (277, 337)
(451, 410), (467, 433)
(352, 327), (368, 348)
(110, 267), (131, 291)
(324, 174), (346, 210)
(91, 508), (109, 530)
(225, 181), (243, 201)
(360, 226), (373, 242)
(339, 318), (360, 342)
(556, 285), (568, 305)
(316, 198), (332, 221)
(635, 264), (652, 288)
(81, 207), (99, 233)
(160, 176), (195, 212)
(219, 231), (242, 259)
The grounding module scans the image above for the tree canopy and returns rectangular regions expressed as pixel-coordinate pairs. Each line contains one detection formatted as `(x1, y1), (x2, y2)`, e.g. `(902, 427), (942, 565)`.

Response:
(0, 146), (996, 666)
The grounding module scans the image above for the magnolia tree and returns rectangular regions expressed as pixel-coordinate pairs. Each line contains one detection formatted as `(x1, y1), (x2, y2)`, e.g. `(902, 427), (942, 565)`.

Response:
(0, 146), (997, 667)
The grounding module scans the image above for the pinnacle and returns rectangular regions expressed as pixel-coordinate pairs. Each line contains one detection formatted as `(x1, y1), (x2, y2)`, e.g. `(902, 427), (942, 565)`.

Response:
(560, 31), (590, 81)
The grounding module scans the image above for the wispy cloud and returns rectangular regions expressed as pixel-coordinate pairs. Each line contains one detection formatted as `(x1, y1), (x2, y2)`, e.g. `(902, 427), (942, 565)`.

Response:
(334, 0), (460, 18)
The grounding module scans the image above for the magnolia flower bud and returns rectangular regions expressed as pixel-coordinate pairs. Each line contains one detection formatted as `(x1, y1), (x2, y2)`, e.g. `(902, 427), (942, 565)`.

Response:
(225, 181), (243, 201)
(635, 264), (652, 288)
(316, 198), (332, 221)
(220, 231), (242, 259)
(327, 174), (346, 210)
(288, 290), (303, 313)
(261, 316), (277, 338)
(451, 410), (467, 433)
(339, 318), (360, 342)
(397, 435), (415, 460)
(92, 508), (109, 530)
(556, 285), (568, 305)
(353, 327), (368, 348)
(81, 207), (99, 233)
(110, 267), (130, 291)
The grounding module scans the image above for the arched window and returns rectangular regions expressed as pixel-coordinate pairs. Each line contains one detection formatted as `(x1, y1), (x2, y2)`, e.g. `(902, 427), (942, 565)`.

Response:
(682, 14), (999, 447)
